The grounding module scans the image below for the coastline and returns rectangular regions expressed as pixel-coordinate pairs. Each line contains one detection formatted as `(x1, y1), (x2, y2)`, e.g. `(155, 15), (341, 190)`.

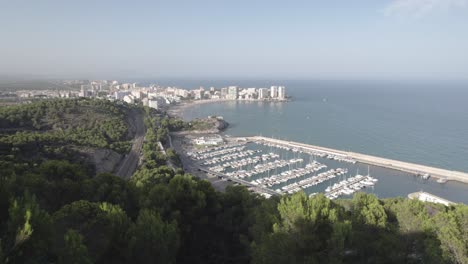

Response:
(167, 100), (468, 185)
(167, 98), (291, 119)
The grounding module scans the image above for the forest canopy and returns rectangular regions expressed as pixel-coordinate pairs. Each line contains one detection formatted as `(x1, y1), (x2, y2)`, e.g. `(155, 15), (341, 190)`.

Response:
(0, 99), (466, 264)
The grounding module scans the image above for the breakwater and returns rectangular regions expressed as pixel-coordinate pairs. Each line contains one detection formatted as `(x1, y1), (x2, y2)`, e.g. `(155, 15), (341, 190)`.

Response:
(247, 136), (468, 184)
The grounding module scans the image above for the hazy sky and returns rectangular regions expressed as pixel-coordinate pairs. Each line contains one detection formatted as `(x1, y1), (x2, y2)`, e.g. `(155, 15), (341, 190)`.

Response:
(1, 0), (468, 80)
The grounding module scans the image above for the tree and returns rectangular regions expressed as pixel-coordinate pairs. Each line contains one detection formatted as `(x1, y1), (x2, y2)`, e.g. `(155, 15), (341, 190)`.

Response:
(52, 201), (131, 263)
(58, 229), (92, 264)
(4, 192), (53, 264)
(83, 173), (140, 218)
(127, 209), (179, 264)
(432, 205), (468, 264)
(0, 240), (4, 264)
(352, 193), (387, 228)
(253, 193), (350, 264)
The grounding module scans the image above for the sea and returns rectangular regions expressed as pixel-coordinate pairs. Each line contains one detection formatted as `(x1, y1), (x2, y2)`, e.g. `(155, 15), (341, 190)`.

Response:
(145, 79), (468, 203)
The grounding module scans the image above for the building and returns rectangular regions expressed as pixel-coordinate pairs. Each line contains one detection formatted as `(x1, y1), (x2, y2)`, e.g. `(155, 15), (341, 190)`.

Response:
(174, 88), (189, 98)
(121, 83), (132, 89)
(194, 89), (203, 100)
(203, 91), (212, 99)
(148, 99), (159, 109)
(258, 88), (269, 99)
(220, 88), (228, 99)
(123, 95), (135, 104)
(278, 86), (286, 99)
(270, 86), (278, 98)
(147, 92), (158, 99)
(193, 135), (224, 146)
(79, 85), (93, 97)
(227, 86), (239, 100)
(131, 90), (142, 99)
(115, 90), (131, 100)
(148, 97), (167, 109)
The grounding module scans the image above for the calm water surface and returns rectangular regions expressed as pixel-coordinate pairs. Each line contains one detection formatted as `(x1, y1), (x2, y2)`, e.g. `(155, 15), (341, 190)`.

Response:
(170, 80), (468, 203)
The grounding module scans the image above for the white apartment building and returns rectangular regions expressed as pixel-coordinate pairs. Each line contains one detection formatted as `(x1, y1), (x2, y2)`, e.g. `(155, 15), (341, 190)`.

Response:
(114, 90), (131, 100)
(278, 86), (286, 99)
(227, 86), (238, 100)
(123, 95), (135, 104)
(270, 86), (278, 98)
(258, 88), (269, 99)
(220, 88), (228, 98)
(194, 89), (203, 100)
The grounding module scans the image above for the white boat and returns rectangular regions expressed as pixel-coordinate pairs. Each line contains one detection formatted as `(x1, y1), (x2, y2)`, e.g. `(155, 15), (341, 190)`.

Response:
(437, 178), (447, 184)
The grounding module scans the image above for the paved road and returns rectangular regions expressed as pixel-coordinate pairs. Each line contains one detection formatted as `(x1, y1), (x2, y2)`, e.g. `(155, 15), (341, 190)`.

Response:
(115, 108), (145, 179)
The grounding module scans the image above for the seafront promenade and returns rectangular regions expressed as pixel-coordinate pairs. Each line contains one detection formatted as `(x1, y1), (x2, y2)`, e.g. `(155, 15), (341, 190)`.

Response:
(247, 136), (468, 184)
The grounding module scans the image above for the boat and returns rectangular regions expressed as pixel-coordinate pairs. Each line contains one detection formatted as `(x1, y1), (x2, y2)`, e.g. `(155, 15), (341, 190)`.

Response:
(437, 178), (447, 184)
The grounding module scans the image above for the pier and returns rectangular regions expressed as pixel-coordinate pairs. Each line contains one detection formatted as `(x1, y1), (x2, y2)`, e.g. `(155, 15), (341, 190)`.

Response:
(195, 165), (281, 196)
(247, 136), (468, 184)
(408, 191), (455, 206)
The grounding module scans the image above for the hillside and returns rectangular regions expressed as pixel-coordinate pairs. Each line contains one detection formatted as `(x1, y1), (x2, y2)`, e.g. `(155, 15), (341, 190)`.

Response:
(0, 99), (466, 264)
(0, 98), (133, 173)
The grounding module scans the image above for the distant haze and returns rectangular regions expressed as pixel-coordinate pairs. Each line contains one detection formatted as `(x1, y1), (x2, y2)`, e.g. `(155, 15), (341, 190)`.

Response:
(1, 0), (468, 81)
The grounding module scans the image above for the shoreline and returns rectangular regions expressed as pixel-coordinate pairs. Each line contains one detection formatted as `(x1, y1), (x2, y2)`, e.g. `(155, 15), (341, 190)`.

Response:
(167, 98), (291, 119)
(166, 101), (468, 185)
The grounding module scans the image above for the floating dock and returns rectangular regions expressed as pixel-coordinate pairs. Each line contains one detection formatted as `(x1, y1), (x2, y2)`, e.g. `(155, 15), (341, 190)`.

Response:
(247, 136), (468, 184)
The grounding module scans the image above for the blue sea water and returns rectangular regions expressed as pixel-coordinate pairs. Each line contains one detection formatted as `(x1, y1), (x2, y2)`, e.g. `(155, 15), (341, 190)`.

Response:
(174, 80), (468, 171)
(146, 79), (468, 202)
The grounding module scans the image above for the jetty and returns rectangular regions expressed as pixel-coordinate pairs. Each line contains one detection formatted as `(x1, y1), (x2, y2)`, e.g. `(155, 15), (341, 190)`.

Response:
(408, 191), (455, 206)
(247, 136), (468, 184)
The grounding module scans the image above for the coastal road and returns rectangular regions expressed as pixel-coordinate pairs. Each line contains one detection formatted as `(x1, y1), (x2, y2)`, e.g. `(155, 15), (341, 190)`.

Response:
(170, 134), (231, 191)
(115, 108), (145, 179)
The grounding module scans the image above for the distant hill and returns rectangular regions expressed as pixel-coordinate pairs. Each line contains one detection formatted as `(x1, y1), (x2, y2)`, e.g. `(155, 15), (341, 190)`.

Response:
(0, 79), (77, 91)
(0, 98), (133, 173)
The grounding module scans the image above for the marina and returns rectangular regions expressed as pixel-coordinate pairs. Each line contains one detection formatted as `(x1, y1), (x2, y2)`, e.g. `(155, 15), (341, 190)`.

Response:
(183, 135), (468, 203)
(249, 136), (468, 184)
(324, 173), (378, 200)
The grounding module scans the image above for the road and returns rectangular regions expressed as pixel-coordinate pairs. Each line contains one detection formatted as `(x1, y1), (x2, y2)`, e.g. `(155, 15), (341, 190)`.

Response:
(170, 134), (229, 191)
(115, 108), (145, 179)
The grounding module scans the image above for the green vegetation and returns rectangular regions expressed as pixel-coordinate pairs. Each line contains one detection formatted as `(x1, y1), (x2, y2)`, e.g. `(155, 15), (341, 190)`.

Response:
(0, 99), (132, 175)
(0, 98), (131, 153)
(156, 115), (224, 132)
(0, 99), (466, 264)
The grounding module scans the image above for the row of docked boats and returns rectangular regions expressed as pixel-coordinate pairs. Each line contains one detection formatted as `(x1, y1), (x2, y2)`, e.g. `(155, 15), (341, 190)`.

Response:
(326, 154), (357, 164)
(252, 161), (327, 187)
(325, 174), (378, 200)
(220, 153), (280, 170)
(188, 145), (246, 160)
(202, 149), (261, 165)
(224, 158), (304, 179)
(190, 143), (244, 155)
(278, 168), (348, 194)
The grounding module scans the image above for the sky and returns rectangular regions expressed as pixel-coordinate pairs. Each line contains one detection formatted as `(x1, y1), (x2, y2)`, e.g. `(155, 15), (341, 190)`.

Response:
(1, 0), (468, 81)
